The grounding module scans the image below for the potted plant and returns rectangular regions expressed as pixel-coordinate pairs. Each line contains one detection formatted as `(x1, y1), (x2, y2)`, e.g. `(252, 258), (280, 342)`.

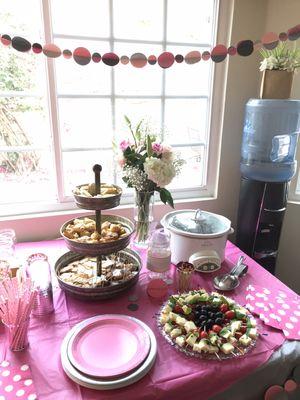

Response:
(259, 42), (300, 99)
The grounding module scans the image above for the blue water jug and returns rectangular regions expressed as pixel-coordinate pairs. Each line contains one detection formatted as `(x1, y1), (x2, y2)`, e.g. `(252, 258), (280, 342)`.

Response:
(240, 99), (300, 182)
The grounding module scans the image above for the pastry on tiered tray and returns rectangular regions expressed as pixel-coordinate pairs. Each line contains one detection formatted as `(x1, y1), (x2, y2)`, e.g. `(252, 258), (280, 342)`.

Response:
(158, 289), (258, 359)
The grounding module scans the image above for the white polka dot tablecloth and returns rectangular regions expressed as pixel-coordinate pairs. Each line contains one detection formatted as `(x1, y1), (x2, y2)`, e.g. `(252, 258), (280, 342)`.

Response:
(0, 361), (37, 399)
(245, 284), (300, 340)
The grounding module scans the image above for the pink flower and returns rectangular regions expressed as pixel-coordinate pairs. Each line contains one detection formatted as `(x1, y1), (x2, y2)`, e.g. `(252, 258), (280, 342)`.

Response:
(119, 140), (131, 151)
(152, 142), (163, 154)
(117, 155), (126, 168)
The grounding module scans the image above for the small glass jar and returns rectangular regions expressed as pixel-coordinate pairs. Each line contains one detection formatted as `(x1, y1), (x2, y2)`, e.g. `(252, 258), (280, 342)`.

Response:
(26, 253), (54, 316)
(146, 228), (172, 283)
(0, 229), (16, 277)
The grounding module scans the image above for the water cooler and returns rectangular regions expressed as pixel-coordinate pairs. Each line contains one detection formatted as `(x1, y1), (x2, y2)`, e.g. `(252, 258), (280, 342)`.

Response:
(236, 99), (300, 274)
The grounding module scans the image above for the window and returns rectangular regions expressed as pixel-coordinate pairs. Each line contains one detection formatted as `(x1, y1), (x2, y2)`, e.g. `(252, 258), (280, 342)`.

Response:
(0, 0), (224, 217)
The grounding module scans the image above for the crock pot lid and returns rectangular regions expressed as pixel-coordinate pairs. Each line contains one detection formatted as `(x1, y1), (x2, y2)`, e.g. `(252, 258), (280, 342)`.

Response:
(168, 209), (228, 235)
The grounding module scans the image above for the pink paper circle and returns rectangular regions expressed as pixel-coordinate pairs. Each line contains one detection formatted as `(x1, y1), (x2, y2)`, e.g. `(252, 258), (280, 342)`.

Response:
(284, 379), (297, 392)
(32, 43), (42, 54)
(63, 49), (72, 59)
(202, 51), (211, 60)
(262, 32), (279, 50)
(43, 43), (61, 58)
(264, 385), (285, 400)
(1, 34), (11, 46)
(227, 46), (237, 56)
(279, 32), (288, 41)
(120, 55), (129, 65)
(73, 47), (91, 65)
(130, 53), (147, 68)
(211, 44), (227, 62)
(148, 55), (157, 65)
(92, 52), (101, 63)
(185, 50), (201, 64)
(158, 52), (174, 68)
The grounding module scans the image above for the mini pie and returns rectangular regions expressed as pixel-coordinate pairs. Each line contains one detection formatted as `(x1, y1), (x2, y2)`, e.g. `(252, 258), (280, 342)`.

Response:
(159, 289), (258, 357)
(63, 217), (128, 243)
(73, 183), (121, 198)
(59, 255), (138, 288)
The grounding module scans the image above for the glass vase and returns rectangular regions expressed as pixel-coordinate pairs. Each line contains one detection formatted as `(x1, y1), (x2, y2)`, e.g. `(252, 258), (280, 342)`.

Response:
(133, 190), (154, 247)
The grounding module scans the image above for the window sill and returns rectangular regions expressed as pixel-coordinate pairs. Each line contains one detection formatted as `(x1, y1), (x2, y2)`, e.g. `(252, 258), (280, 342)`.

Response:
(0, 195), (217, 242)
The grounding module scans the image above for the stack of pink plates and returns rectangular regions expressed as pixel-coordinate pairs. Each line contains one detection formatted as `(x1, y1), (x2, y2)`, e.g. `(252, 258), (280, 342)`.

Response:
(60, 314), (157, 390)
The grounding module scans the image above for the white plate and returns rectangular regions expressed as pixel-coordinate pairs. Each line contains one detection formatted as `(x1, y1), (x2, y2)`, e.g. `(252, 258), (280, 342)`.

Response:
(61, 315), (157, 390)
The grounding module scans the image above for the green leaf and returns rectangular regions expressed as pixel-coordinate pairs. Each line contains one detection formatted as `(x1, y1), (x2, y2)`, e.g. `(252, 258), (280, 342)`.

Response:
(159, 188), (174, 208)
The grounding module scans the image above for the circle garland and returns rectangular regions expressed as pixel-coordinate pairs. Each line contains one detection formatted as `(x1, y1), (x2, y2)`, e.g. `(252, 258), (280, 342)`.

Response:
(0, 24), (299, 68)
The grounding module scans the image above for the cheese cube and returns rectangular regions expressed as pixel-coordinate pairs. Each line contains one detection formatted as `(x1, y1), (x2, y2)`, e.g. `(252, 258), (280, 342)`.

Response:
(208, 345), (219, 354)
(185, 295), (194, 303)
(221, 343), (234, 354)
(159, 313), (170, 324)
(220, 328), (232, 339)
(164, 323), (173, 334)
(198, 339), (210, 353)
(176, 316), (187, 326)
(186, 333), (198, 347)
(175, 336), (186, 347)
(249, 319), (257, 328)
(229, 336), (238, 345)
(170, 328), (182, 339)
(162, 304), (172, 314)
(230, 320), (242, 333)
(169, 312), (179, 322)
(239, 334), (252, 346)
(184, 321), (197, 333)
(248, 328), (258, 339)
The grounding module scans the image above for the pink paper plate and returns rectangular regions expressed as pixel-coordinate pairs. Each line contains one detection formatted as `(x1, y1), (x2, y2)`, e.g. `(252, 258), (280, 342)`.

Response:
(68, 315), (151, 378)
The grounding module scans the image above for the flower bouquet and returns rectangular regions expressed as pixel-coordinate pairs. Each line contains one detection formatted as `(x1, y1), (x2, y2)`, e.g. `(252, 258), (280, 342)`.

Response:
(117, 116), (184, 246)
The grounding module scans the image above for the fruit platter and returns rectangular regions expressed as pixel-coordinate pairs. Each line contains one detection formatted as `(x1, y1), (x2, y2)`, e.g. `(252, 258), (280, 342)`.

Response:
(158, 289), (259, 360)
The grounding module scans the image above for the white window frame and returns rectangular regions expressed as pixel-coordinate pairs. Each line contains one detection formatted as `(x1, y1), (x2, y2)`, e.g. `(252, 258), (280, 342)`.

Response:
(0, 0), (233, 218)
(289, 142), (300, 202)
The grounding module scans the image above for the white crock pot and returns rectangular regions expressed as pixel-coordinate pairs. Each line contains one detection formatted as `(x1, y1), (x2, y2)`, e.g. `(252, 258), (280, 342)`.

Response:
(161, 209), (234, 266)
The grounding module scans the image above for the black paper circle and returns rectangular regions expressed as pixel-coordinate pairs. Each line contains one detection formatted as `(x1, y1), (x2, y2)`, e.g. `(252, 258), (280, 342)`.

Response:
(120, 55), (129, 65)
(12, 36), (31, 52)
(32, 43), (42, 54)
(279, 32), (288, 41)
(92, 52), (101, 63)
(175, 54), (184, 63)
(237, 40), (253, 56)
(102, 52), (119, 66)
(288, 24), (300, 41)
(63, 49), (72, 59)
(1, 34), (11, 46)
(158, 52), (174, 68)
(43, 43), (61, 58)
(148, 55), (157, 65)
(211, 44), (227, 62)
(73, 47), (91, 65)
(130, 53), (147, 68)
(227, 46), (237, 56)
(202, 51), (211, 60)
(185, 50), (201, 64)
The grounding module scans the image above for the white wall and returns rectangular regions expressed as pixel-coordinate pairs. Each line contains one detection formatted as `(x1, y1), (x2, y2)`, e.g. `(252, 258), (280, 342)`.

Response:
(264, 0), (300, 293)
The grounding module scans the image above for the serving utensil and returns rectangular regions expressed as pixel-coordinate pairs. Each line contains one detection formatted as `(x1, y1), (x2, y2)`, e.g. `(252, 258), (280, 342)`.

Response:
(213, 256), (248, 291)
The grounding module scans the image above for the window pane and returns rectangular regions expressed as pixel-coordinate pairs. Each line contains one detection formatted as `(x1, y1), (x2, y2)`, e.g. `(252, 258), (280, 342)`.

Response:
(0, 150), (56, 204)
(114, 0), (163, 41)
(51, 0), (110, 37)
(164, 99), (208, 145)
(114, 99), (161, 143)
(1, 0), (43, 40)
(54, 39), (111, 95)
(169, 145), (206, 189)
(114, 43), (162, 95)
(62, 150), (114, 196)
(167, 0), (215, 44)
(0, 97), (52, 148)
(165, 46), (211, 96)
(58, 99), (113, 149)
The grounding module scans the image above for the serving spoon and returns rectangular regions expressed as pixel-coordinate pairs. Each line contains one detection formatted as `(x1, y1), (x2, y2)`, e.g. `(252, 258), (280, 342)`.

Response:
(213, 256), (248, 291)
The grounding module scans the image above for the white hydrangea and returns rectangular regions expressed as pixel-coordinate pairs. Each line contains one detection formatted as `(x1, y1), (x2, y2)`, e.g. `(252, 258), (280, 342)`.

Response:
(144, 157), (176, 188)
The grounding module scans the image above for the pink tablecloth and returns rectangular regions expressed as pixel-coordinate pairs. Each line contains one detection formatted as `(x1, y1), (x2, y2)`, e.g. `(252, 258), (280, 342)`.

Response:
(0, 240), (293, 400)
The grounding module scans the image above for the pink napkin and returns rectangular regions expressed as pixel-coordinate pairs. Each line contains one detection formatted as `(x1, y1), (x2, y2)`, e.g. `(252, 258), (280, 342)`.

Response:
(0, 360), (37, 399)
(245, 284), (300, 340)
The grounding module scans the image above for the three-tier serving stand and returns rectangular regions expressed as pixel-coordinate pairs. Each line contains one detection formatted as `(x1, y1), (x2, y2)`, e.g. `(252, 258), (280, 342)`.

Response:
(55, 164), (141, 300)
